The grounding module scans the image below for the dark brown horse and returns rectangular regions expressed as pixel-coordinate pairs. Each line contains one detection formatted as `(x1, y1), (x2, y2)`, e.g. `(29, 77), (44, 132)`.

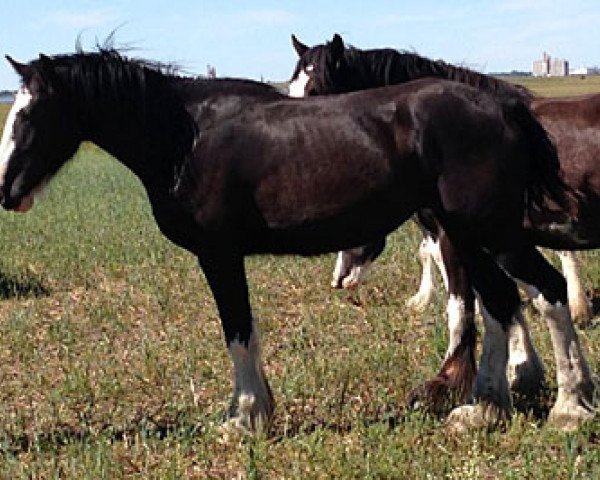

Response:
(290, 34), (598, 429)
(0, 47), (578, 432)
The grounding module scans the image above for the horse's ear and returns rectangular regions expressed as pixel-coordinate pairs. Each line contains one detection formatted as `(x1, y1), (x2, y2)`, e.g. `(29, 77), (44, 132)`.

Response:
(330, 34), (345, 59)
(5, 55), (33, 80)
(6, 55), (49, 93)
(39, 53), (52, 65)
(291, 34), (308, 57)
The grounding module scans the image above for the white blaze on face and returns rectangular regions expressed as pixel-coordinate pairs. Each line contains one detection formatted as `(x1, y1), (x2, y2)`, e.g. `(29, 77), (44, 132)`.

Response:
(0, 87), (32, 186)
(288, 64), (313, 98)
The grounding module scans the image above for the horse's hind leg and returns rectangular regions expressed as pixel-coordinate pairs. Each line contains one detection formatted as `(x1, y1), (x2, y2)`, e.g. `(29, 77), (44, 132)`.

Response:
(331, 238), (386, 289)
(445, 246), (518, 431)
(198, 247), (274, 433)
(505, 305), (545, 398)
(406, 233), (443, 311)
(499, 247), (596, 430)
(407, 231), (477, 413)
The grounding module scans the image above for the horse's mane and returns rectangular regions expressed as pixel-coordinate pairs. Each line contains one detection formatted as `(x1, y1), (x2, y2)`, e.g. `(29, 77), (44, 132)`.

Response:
(29, 47), (186, 114)
(29, 47), (282, 176)
(32, 46), (281, 112)
(343, 46), (533, 102)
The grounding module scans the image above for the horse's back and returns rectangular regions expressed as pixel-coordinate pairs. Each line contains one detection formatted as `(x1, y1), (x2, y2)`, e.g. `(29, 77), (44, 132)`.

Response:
(532, 93), (600, 127)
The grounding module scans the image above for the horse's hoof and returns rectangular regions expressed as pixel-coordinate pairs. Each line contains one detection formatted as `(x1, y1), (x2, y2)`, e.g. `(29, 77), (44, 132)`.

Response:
(548, 406), (595, 431)
(227, 392), (274, 435)
(406, 293), (429, 312)
(341, 276), (360, 289)
(548, 394), (596, 431)
(445, 403), (508, 433)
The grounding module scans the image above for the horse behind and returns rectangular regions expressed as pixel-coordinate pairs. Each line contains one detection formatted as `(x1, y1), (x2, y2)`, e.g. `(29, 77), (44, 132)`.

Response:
(0, 49), (573, 431)
(289, 34), (597, 429)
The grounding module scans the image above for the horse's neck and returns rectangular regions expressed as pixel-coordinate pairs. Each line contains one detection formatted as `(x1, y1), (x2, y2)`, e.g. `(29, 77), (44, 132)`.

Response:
(80, 94), (184, 191)
(348, 49), (443, 88)
(349, 50), (393, 88)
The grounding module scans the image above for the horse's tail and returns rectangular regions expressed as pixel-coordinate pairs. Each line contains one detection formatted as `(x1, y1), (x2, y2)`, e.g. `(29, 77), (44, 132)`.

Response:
(502, 98), (575, 217)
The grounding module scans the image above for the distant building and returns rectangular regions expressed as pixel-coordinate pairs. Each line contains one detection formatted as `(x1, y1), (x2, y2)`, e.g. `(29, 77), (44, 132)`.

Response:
(569, 66), (600, 76)
(550, 58), (569, 76)
(532, 52), (550, 76)
(570, 66), (589, 75)
(532, 52), (568, 77)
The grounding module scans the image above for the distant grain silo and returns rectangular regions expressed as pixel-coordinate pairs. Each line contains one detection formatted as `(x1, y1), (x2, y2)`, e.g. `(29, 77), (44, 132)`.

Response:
(550, 58), (569, 76)
(532, 52), (550, 76)
(532, 52), (569, 77)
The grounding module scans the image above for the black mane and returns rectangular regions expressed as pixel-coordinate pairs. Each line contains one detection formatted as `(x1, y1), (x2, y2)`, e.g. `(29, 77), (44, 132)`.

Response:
(303, 39), (532, 102)
(30, 49), (283, 177)
(348, 47), (533, 101)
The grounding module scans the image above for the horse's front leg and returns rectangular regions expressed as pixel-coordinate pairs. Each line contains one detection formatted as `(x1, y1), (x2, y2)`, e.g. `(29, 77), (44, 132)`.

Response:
(198, 247), (274, 432)
(557, 251), (593, 323)
(492, 250), (546, 398)
(445, 246), (517, 431)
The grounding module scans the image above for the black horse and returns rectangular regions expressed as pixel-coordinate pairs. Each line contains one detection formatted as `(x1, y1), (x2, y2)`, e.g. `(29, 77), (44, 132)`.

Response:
(0, 48), (576, 431)
(290, 34), (597, 429)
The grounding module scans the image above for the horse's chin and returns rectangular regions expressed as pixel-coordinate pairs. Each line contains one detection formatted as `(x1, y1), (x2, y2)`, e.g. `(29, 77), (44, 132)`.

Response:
(14, 194), (34, 213)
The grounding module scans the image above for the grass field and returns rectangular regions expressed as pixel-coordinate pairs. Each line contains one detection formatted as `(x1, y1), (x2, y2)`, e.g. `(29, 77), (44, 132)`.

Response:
(0, 78), (600, 478)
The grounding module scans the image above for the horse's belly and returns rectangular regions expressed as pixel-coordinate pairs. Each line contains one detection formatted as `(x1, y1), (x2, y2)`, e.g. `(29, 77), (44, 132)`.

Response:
(244, 195), (417, 255)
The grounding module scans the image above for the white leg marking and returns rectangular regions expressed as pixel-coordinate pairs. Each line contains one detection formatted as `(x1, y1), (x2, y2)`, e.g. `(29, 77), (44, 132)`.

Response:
(406, 236), (438, 311)
(288, 67), (311, 98)
(530, 290), (596, 429)
(0, 87), (32, 184)
(331, 247), (371, 289)
(445, 294), (471, 360)
(447, 301), (511, 431)
(341, 261), (372, 289)
(558, 251), (592, 322)
(430, 238), (448, 290)
(331, 251), (350, 288)
(227, 321), (274, 432)
(473, 303), (511, 408)
(506, 313), (545, 396)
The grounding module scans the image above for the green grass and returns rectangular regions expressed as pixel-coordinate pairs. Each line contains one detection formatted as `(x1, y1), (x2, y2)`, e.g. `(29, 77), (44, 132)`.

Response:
(506, 74), (600, 97)
(0, 80), (600, 478)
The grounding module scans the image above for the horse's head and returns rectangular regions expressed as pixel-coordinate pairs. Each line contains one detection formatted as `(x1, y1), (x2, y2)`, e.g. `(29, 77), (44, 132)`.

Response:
(288, 33), (350, 97)
(0, 55), (81, 212)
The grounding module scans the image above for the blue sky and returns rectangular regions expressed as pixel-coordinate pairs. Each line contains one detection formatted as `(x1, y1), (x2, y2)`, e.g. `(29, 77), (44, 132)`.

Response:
(1, 0), (599, 89)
